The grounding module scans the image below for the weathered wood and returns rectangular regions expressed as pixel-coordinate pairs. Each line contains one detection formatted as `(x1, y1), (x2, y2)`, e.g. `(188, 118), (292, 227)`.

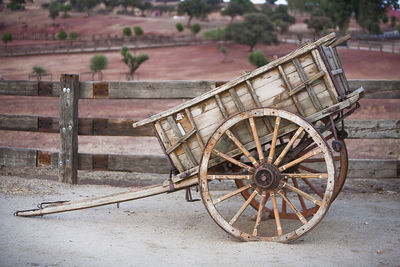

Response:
(348, 159), (398, 178)
(59, 74), (79, 184)
(348, 80), (400, 99)
(345, 120), (400, 139)
(0, 81), (38, 96)
(0, 147), (37, 167)
(185, 108), (205, 151)
(0, 114), (38, 131)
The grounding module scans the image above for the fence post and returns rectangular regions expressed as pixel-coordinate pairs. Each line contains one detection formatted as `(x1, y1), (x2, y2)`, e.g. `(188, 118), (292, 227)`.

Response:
(59, 74), (79, 184)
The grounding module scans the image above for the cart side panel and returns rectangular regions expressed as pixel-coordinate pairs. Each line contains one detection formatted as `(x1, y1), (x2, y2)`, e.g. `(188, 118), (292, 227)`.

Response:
(155, 48), (340, 173)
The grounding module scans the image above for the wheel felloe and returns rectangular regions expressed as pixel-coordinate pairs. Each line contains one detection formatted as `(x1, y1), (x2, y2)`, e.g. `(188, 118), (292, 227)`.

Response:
(199, 108), (335, 242)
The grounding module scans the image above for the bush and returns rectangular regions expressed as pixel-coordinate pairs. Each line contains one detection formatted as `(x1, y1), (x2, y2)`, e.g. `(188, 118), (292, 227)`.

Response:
(176, 23), (184, 33)
(7, 1), (24, 10)
(248, 50), (269, 68)
(90, 54), (108, 72)
(390, 16), (397, 28)
(2, 33), (13, 47)
(57, 29), (67, 40)
(134, 26), (144, 36)
(191, 23), (201, 35)
(123, 27), (132, 37)
(382, 15), (388, 24)
(203, 28), (225, 42)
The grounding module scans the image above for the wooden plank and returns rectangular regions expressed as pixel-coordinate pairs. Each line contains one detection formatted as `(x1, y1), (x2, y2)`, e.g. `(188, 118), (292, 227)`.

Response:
(185, 107), (205, 151)
(345, 120), (400, 139)
(348, 159), (398, 178)
(0, 147), (37, 167)
(292, 58), (323, 111)
(59, 74), (79, 184)
(107, 81), (215, 99)
(0, 114), (38, 131)
(348, 79), (400, 99)
(167, 116), (197, 167)
(0, 81), (38, 96)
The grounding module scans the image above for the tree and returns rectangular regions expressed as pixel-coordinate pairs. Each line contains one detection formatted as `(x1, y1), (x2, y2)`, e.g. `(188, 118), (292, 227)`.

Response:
(137, 0), (153, 17)
(90, 54), (108, 81)
(31, 66), (48, 81)
(221, 0), (255, 22)
(123, 27), (132, 37)
(390, 15), (397, 28)
(178, 0), (209, 26)
(248, 50), (269, 68)
(134, 26), (144, 37)
(48, 1), (60, 19)
(57, 29), (68, 40)
(60, 4), (71, 17)
(262, 4), (295, 34)
(225, 13), (279, 51)
(191, 24), (201, 36)
(176, 23), (184, 33)
(7, 0), (30, 10)
(304, 8), (333, 36)
(120, 46), (149, 80)
(204, 28), (229, 62)
(382, 14), (388, 24)
(2, 33), (13, 48)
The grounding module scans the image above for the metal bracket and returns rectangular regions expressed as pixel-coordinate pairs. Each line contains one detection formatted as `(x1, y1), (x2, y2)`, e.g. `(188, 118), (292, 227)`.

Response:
(38, 82), (53, 96)
(185, 186), (200, 202)
(92, 155), (108, 170)
(93, 83), (109, 98)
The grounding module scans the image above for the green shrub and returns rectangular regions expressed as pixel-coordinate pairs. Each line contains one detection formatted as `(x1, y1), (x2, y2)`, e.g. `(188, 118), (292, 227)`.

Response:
(191, 23), (201, 35)
(176, 23), (184, 33)
(90, 54), (108, 72)
(134, 26), (144, 36)
(69, 32), (79, 41)
(2, 33), (13, 47)
(57, 29), (67, 40)
(123, 27), (132, 37)
(248, 50), (269, 68)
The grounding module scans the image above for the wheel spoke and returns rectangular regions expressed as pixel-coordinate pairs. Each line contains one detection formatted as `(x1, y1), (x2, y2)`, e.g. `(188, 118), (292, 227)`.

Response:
(270, 191), (283, 236)
(212, 149), (255, 173)
(248, 117), (265, 163)
(302, 156), (340, 163)
(229, 188), (259, 225)
(292, 178), (307, 210)
(274, 127), (304, 166)
(281, 181), (322, 206)
(282, 173), (328, 179)
(225, 130), (259, 167)
(267, 117), (281, 164)
(302, 178), (324, 198)
(207, 174), (252, 180)
(277, 190), (307, 224)
(213, 184), (252, 205)
(252, 190), (268, 236)
(278, 148), (322, 172)
(298, 165), (320, 173)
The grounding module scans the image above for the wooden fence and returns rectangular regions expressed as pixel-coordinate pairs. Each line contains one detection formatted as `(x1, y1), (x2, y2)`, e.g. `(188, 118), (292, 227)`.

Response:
(0, 35), (208, 57)
(0, 78), (399, 184)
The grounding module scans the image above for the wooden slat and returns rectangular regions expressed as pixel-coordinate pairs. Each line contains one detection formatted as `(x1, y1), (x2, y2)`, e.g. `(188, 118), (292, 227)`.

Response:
(348, 80), (400, 99)
(185, 108), (205, 151)
(165, 128), (196, 154)
(0, 147), (37, 167)
(345, 120), (400, 139)
(0, 114), (38, 131)
(215, 94), (229, 119)
(229, 88), (253, 135)
(154, 120), (184, 172)
(292, 58), (323, 111)
(167, 116), (197, 167)
(0, 81), (38, 96)
(277, 65), (306, 116)
(59, 74), (79, 184)
(245, 80), (274, 131)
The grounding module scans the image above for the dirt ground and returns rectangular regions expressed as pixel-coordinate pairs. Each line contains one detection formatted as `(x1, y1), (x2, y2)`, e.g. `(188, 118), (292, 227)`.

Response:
(1, 176), (399, 266)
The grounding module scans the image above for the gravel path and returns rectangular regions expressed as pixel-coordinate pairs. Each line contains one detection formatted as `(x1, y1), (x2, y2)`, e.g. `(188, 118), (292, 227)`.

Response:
(1, 176), (399, 266)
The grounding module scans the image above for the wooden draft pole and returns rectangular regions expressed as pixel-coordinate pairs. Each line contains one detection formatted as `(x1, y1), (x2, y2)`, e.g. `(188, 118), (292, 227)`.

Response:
(59, 74), (79, 184)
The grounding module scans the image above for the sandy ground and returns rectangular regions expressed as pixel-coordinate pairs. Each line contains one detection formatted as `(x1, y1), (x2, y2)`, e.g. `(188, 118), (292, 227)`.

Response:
(1, 175), (400, 267)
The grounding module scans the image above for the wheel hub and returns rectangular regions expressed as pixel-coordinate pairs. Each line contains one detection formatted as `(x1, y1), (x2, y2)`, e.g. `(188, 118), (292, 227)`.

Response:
(253, 164), (281, 190)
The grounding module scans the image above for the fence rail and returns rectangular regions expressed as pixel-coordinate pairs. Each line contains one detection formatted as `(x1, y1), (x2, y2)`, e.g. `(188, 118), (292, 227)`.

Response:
(0, 78), (399, 183)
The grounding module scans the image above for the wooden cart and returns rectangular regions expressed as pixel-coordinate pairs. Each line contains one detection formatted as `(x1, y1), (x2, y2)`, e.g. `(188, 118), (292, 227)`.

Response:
(15, 33), (363, 243)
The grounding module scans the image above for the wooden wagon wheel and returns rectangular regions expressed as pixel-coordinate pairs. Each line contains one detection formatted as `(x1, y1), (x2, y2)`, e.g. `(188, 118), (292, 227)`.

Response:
(199, 108), (335, 242)
(235, 133), (348, 219)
